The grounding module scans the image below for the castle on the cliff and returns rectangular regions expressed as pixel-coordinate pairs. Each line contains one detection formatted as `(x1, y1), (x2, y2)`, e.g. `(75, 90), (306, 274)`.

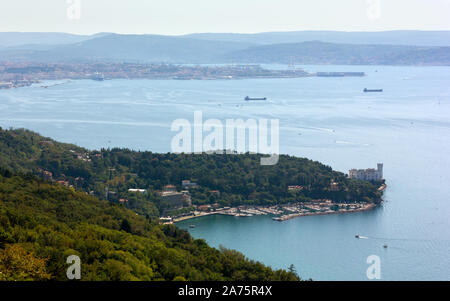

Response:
(349, 163), (383, 181)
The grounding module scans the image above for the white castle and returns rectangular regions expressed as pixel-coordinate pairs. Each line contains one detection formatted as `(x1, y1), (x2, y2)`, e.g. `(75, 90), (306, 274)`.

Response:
(349, 163), (383, 181)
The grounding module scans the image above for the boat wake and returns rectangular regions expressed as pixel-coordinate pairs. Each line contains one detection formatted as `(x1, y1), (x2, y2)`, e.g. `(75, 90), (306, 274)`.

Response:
(355, 235), (369, 239)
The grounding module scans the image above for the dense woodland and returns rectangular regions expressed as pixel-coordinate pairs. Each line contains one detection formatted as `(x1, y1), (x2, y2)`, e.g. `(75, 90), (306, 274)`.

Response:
(0, 128), (383, 218)
(0, 169), (300, 281)
(0, 127), (384, 281)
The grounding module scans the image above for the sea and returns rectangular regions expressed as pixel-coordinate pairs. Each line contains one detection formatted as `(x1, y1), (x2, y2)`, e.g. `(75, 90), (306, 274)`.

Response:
(1, 64), (449, 280)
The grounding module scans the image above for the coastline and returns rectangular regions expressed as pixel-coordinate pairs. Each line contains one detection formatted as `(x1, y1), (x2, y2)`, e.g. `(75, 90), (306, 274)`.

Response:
(169, 200), (380, 224)
(271, 203), (377, 222)
(0, 63), (312, 91)
(169, 184), (386, 224)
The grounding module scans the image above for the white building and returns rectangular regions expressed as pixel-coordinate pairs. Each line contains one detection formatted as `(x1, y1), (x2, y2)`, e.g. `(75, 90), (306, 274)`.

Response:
(349, 163), (383, 181)
(128, 188), (147, 193)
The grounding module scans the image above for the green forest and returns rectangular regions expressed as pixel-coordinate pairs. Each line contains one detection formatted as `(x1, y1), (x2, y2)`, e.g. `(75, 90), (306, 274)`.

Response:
(0, 169), (300, 281)
(0, 127), (383, 281)
(0, 128), (383, 219)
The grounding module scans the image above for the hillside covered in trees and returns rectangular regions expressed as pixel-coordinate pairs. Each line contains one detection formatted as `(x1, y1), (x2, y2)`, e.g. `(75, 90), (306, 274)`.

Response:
(0, 127), (383, 218)
(0, 169), (300, 281)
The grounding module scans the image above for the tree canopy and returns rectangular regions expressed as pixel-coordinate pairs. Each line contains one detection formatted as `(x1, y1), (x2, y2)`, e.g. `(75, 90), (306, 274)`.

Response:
(0, 128), (383, 218)
(0, 169), (300, 281)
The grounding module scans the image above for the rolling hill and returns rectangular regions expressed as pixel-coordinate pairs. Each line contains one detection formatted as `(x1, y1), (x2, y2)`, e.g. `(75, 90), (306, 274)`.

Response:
(0, 169), (300, 281)
(0, 32), (106, 48)
(221, 41), (450, 65)
(184, 30), (450, 47)
(1, 31), (449, 65)
(0, 33), (255, 63)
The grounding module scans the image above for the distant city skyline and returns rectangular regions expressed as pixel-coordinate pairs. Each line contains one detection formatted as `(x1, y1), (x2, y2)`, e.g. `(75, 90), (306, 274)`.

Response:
(1, 0), (450, 35)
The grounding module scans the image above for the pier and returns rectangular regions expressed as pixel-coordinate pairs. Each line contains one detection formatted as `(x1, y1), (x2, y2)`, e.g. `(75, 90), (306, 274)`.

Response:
(168, 201), (379, 224)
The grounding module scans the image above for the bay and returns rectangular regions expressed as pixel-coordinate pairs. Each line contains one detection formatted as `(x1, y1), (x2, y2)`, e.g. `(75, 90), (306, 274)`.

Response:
(1, 65), (449, 280)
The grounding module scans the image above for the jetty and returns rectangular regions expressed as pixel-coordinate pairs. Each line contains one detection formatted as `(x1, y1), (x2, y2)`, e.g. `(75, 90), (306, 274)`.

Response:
(167, 201), (380, 224)
(272, 203), (377, 222)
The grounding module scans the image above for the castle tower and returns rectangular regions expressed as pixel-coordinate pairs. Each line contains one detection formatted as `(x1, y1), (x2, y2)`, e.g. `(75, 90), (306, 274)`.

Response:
(377, 163), (383, 180)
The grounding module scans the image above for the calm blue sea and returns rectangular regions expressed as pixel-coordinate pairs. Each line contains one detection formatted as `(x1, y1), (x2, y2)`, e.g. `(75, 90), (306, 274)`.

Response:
(1, 65), (449, 280)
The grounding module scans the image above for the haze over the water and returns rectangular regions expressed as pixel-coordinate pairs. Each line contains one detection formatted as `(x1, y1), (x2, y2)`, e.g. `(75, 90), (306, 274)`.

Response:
(1, 0), (450, 35)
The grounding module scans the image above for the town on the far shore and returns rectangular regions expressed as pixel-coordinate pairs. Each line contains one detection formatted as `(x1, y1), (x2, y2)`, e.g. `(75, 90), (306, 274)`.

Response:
(0, 62), (370, 90)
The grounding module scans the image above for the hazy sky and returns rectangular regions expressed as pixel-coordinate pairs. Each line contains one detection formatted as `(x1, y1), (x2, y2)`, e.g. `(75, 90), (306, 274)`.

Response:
(1, 0), (450, 35)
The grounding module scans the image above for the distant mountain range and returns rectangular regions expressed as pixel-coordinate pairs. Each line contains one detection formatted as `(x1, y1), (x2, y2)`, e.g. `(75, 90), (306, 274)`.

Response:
(222, 41), (450, 65)
(0, 34), (255, 63)
(1, 31), (449, 65)
(0, 32), (108, 48)
(183, 30), (450, 47)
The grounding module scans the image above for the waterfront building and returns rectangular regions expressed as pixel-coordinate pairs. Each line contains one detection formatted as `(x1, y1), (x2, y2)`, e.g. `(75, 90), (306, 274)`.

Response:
(198, 205), (211, 212)
(349, 163), (383, 181)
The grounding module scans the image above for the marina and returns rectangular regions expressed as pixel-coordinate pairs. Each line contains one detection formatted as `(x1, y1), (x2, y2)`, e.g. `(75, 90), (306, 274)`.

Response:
(168, 200), (379, 224)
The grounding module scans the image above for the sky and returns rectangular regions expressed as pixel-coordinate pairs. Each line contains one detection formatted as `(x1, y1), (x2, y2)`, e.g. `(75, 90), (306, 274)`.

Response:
(1, 0), (450, 35)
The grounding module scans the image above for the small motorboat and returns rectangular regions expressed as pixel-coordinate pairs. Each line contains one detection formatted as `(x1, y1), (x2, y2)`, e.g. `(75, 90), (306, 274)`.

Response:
(355, 234), (360, 239)
(189, 224), (196, 228)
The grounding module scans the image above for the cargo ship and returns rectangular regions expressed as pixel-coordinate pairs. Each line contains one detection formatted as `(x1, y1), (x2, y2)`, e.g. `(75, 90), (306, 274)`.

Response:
(245, 96), (267, 101)
(364, 88), (383, 92)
